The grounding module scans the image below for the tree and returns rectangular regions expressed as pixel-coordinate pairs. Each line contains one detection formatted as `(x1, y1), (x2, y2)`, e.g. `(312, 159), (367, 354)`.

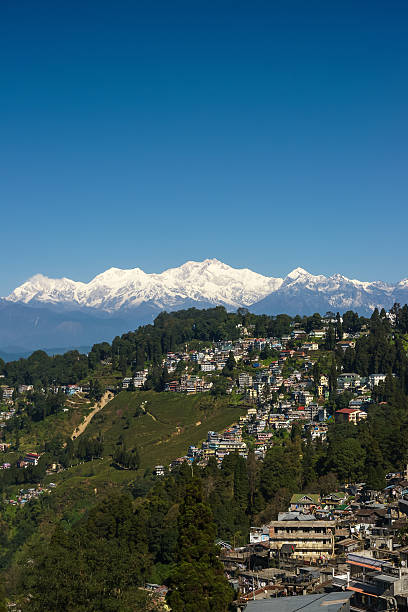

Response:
(0, 583), (7, 612)
(210, 377), (228, 396)
(222, 351), (236, 377)
(312, 361), (321, 394)
(328, 438), (366, 483)
(89, 379), (104, 402)
(336, 313), (343, 341)
(246, 449), (258, 511)
(167, 482), (233, 612)
(325, 325), (336, 350)
(329, 359), (337, 396)
(343, 310), (362, 333)
(317, 472), (339, 497)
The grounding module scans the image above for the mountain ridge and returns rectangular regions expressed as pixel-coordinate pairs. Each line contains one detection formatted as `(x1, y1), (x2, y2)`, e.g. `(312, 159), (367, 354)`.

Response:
(7, 258), (402, 312)
(6, 259), (284, 311)
(2, 259), (408, 352)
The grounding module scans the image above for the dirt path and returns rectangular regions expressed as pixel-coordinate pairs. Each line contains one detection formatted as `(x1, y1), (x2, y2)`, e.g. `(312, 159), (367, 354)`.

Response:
(71, 391), (113, 440)
(140, 400), (157, 422)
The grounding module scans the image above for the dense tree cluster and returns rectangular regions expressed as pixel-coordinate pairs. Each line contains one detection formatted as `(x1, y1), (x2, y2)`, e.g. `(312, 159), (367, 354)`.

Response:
(0, 307), (371, 389)
(3, 350), (88, 387)
(113, 446), (140, 470)
(20, 494), (152, 611)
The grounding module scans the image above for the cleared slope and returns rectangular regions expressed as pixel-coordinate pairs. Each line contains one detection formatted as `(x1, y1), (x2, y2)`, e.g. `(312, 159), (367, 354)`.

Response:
(85, 390), (246, 469)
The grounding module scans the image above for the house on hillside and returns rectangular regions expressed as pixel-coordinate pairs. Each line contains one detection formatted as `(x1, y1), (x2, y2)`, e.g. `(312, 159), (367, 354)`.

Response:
(335, 408), (366, 425)
(322, 492), (348, 508)
(289, 493), (321, 512)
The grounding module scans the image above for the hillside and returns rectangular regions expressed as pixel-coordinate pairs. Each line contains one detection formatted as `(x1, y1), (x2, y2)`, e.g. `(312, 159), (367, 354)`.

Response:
(85, 390), (246, 470)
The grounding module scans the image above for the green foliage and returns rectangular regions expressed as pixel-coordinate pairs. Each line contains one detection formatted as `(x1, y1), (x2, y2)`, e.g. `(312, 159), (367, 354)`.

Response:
(113, 446), (140, 470)
(4, 350), (88, 387)
(258, 440), (301, 507)
(166, 481), (234, 612)
(4, 304), (408, 608)
(89, 379), (104, 401)
(0, 583), (7, 612)
(21, 494), (151, 611)
(222, 351), (236, 377)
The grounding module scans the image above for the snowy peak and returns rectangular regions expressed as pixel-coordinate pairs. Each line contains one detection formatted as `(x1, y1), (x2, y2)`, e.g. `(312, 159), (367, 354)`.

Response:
(283, 267), (327, 287)
(5, 260), (406, 318)
(286, 267), (312, 280)
(6, 259), (283, 311)
(9, 274), (86, 305)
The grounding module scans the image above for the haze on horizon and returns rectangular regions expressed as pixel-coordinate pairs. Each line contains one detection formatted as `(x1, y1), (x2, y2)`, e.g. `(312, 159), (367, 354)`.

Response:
(1, 0), (407, 295)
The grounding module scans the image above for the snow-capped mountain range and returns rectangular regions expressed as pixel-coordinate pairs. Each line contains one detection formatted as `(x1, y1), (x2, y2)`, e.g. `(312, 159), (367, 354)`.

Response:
(5, 258), (407, 314)
(6, 259), (283, 311)
(2, 259), (408, 353)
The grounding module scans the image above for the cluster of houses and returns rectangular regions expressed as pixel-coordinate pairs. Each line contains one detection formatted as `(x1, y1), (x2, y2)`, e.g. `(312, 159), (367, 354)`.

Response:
(5, 483), (55, 506)
(142, 320), (394, 481)
(0, 450), (41, 471)
(119, 325), (386, 424)
(220, 468), (408, 610)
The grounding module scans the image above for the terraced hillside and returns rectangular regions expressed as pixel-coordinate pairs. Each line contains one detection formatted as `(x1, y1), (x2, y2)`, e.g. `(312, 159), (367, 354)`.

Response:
(85, 390), (246, 469)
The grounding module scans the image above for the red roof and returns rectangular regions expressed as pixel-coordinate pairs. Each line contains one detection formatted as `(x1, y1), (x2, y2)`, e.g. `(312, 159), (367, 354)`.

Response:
(336, 408), (360, 414)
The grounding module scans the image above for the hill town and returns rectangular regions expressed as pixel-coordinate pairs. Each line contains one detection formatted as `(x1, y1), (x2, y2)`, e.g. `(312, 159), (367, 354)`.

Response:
(1, 305), (408, 610)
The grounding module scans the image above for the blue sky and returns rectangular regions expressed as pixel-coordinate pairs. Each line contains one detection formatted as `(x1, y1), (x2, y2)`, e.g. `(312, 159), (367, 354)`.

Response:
(1, 0), (407, 294)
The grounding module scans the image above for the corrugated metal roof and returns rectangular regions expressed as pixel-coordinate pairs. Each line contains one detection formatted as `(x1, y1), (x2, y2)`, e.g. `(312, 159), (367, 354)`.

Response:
(244, 591), (352, 611)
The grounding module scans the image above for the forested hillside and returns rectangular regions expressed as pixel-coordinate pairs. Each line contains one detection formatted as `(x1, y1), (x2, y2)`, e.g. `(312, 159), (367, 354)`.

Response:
(1, 304), (408, 609)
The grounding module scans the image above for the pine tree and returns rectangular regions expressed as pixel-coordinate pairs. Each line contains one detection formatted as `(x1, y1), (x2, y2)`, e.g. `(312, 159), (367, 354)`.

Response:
(325, 325), (336, 350)
(222, 351), (236, 377)
(167, 481), (233, 612)
(336, 312), (343, 340)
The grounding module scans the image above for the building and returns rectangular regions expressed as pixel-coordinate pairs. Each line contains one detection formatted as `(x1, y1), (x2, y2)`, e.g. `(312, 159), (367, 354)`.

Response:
(336, 340), (356, 351)
(24, 452), (41, 466)
(309, 330), (326, 339)
(242, 592), (352, 611)
(1, 387), (14, 399)
(133, 369), (148, 388)
(200, 362), (216, 372)
(368, 373), (387, 387)
(301, 343), (319, 352)
(332, 553), (408, 611)
(18, 384), (34, 394)
(239, 373), (253, 388)
(337, 373), (362, 390)
(335, 408), (365, 425)
(289, 493), (321, 512)
(268, 518), (335, 562)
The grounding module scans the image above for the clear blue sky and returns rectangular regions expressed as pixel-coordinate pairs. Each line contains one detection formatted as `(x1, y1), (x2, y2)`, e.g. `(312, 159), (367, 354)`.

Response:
(1, 0), (407, 294)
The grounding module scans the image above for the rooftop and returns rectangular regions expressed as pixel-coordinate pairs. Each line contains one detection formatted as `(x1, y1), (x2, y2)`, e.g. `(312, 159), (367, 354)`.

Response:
(244, 591), (352, 611)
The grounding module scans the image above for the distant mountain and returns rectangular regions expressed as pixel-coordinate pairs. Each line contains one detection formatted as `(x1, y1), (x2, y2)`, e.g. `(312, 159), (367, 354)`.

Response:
(0, 300), (133, 355)
(7, 259), (283, 311)
(251, 267), (398, 316)
(2, 259), (408, 352)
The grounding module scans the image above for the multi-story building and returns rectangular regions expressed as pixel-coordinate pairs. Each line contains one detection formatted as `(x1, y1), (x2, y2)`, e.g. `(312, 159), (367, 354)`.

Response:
(335, 408), (366, 425)
(368, 373), (388, 388)
(289, 493), (321, 512)
(268, 518), (335, 563)
(337, 373), (362, 390)
(200, 362), (216, 372)
(333, 553), (408, 611)
(239, 373), (253, 388)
